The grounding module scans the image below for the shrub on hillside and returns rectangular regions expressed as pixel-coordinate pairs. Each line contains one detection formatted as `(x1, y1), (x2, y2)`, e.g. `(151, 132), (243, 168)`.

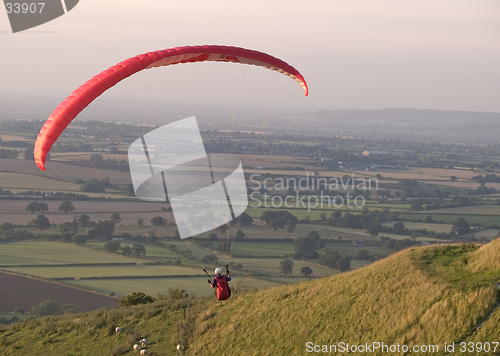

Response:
(120, 292), (155, 306)
(30, 300), (62, 317)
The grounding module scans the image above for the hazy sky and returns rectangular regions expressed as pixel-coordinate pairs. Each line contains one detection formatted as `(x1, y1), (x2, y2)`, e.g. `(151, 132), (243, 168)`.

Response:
(1, 0), (499, 113)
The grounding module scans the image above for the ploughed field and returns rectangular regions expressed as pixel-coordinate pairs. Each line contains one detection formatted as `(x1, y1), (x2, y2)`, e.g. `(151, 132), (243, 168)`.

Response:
(0, 271), (117, 313)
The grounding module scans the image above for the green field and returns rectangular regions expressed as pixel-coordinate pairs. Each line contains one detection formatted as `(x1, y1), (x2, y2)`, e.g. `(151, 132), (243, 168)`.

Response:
(0, 241), (144, 265)
(382, 221), (453, 233)
(408, 205), (500, 215)
(0, 238), (380, 301)
(0, 312), (32, 321)
(69, 276), (281, 297)
(2, 239), (500, 355)
(230, 241), (295, 257)
(3, 264), (203, 279)
(399, 213), (500, 227)
(86, 241), (182, 259)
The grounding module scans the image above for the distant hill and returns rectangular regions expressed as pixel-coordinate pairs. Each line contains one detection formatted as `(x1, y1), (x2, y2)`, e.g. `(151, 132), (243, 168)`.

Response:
(287, 108), (500, 143)
(1, 239), (499, 355)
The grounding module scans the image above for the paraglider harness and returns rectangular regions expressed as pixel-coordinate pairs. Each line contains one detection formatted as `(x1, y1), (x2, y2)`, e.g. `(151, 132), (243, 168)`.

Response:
(204, 265), (231, 300)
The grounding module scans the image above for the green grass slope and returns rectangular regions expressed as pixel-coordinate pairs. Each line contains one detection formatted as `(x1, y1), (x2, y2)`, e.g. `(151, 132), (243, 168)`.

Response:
(188, 241), (500, 356)
(1, 240), (499, 356)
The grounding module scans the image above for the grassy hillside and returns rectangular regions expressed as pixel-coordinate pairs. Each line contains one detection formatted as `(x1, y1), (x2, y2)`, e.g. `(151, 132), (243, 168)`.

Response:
(1, 239), (499, 356)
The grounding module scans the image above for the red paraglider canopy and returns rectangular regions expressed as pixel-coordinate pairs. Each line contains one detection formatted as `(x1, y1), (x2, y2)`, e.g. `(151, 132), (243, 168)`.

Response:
(34, 45), (308, 171)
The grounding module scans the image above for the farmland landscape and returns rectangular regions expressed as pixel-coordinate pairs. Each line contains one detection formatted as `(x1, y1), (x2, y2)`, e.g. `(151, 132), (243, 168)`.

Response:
(1, 0), (499, 354)
(1, 111), (500, 323)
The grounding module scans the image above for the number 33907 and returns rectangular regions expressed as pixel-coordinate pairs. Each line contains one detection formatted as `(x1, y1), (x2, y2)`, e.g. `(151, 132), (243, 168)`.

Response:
(5, 3), (45, 14)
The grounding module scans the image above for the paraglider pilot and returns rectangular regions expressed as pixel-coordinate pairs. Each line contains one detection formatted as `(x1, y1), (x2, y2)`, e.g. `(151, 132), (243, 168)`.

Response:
(209, 267), (231, 300)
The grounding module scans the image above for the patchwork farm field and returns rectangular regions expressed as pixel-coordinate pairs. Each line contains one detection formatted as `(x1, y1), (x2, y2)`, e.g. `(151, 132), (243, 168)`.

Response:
(0, 271), (117, 313)
(0, 159), (132, 184)
(3, 264), (204, 279)
(382, 221), (453, 233)
(50, 153), (320, 170)
(346, 167), (483, 180)
(304, 223), (410, 241)
(399, 213), (500, 227)
(0, 200), (173, 225)
(68, 276), (282, 297)
(409, 205), (500, 215)
(0, 241), (144, 265)
(423, 181), (500, 190)
(0, 199), (167, 214)
(0, 240), (311, 299)
(0, 172), (81, 191)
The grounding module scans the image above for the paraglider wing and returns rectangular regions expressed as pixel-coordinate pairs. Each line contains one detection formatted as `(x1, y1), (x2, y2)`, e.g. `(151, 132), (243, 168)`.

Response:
(34, 45), (308, 171)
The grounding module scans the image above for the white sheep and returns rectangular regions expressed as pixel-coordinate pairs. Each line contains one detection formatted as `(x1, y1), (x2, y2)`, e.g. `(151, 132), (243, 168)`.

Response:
(133, 344), (141, 351)
(140, 349), (146, 355)
(140, 339), (147, 347)
(177, 344), (183, 351)
(115, 326), (122, 335)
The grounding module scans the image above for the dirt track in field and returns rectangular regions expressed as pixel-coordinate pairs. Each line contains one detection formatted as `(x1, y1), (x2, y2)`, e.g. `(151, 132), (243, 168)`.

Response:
(0, 271), (117, 313)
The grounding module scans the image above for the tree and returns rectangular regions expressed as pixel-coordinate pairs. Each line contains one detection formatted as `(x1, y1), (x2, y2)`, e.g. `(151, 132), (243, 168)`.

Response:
(30, 300), (61, 317)
(120, 292), (154, 306)
(410, 199), (424, 211)
(367, 221), (382, 237)
(260, 210), (298, 230)
(450, 175), (458, 182)
(80, 182), (105, 193)
(456, 196), (472, 207)
(331, 210), (342, 219)
(89, 220), (114, 239)
(110, 212), (122, 225)
(60, 221), (78, 235)
(234, 229), (245, 240)
(122, 245), (132, 256)
(58, 201), (75, 214)
(300, 266), (313, 277)
(137, 218), (144, 226)
(38, 202), (49, 213)
(269, 218), (284, 230)
(72, 234), (87, 245)
(151, 216), (166, 226)
(77, 214), (90, 227)
(337, 256), (352, 271)
(238, 212), (254, 226)
(201, 254), (218, 264)
(26, 201), (39, 214)
(279, 259), (294, 276)
(89, 153), (104, 161)
(393, 222), (405, 230)
(0, 222), (13, 231)
(25, 201), (48, 214)
(452, 218), (471, 235)
(293, 231), (324, 259)
(104, 240), (121, 253)
(217, 240), (232, 255)
(285, 220), (297, 233)
(63, 304), (79, 314)
(132, 244), (146, 257)
(355, 249), (371, 260)
(24, 144), (34, 160)
(32, 214), (51, 230)
(319, 249), (351, 271)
